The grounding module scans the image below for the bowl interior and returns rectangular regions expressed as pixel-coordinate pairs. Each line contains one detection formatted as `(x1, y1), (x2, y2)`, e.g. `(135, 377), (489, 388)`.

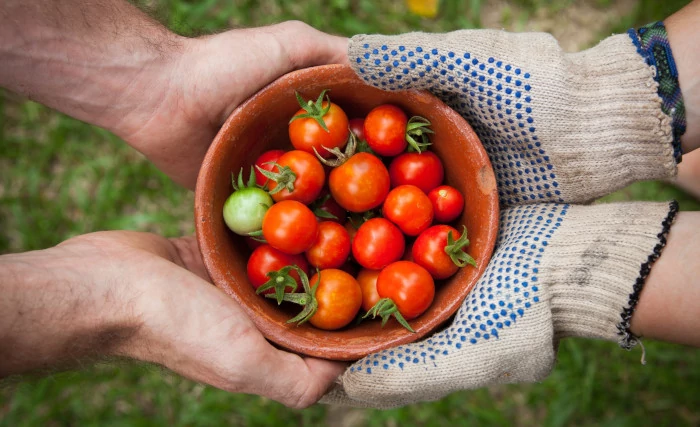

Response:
(195, 64), (498, 361)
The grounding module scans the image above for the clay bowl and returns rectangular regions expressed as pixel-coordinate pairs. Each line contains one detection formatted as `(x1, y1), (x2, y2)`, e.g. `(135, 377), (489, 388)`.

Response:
(195, 64), (499, 361)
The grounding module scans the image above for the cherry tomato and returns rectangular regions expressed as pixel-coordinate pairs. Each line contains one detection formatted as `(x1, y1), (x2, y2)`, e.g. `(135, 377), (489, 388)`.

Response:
(352, 218), (405, 270)
(305, 221), (351, 269)
(246, 245), (309, 294)
(357, 269), (381, 312)
(348, 118), (365, 141)
(254, 149), (284, 187)
(376, 261), (435, 320)
(383, 185), (434, 236)
(413, 225), (473, 279)
(329, 152), (390, 212)
(262, 200), (318, 254)
(308, 269), (362, 330)
(265, 150), (325, 205)
(223, 170), (273, 236)
(388, 151), (444, 193)
(363, 104), (408, 156)
(289, 99), (349, 158)
(428, 185), (465, 223)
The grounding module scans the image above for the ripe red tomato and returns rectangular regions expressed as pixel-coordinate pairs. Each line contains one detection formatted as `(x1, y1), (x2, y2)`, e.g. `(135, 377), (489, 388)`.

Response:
(246, 244), (308, 294)
(388, 151), (444, 193)
(348, 118), (365, 141)
(329, 152), (390, 212)
(308, 269), (362, 330)
(376, 261), (435, 320)
(352, 218), (405, 270)
(412, 225), (473, 279)
(363, 104), (408, 156)
(289, 99), (349, 158)
(305, 221), (351, 269)
(383, 184), (434, 236)
(262, 200), (318, 255)
(428, 185), (464, 223)
(254, 149), (284, 187)
(357, 268), (381, 312)
(264, 150), (325, 205)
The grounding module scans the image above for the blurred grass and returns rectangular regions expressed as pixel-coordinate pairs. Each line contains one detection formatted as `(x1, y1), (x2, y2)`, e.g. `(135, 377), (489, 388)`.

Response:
(1, 0), (698, 426)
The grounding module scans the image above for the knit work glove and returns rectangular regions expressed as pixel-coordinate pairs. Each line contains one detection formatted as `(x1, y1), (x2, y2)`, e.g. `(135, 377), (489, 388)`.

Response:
(322, 201), (678, 408)
(321, 25), (685, 408)
(349, 26), (684, 206)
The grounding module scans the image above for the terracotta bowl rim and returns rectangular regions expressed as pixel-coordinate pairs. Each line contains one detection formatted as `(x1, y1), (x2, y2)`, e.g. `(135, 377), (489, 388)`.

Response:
(194, 63), (499, 360)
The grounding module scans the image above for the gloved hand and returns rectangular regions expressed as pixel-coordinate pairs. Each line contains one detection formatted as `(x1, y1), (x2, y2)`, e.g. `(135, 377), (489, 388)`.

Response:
(322, 25), (684, 408)
(323, 201), (677, 408)
(349, 26), (682, 206)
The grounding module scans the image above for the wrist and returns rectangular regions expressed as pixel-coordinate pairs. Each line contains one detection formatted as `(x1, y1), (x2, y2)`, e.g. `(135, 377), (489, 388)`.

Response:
(0, 0), (187, 141)
(547, 202), (678, 347)
(0, 245), (142, 376)
(665, 1), (700, 154)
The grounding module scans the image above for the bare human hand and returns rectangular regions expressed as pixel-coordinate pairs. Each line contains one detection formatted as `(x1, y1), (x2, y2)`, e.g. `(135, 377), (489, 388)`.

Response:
(0, 231), (346, 408)
(0, 1), (349, 189)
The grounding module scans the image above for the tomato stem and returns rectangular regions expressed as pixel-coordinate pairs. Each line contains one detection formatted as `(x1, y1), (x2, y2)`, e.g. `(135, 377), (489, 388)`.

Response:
(313, 131), (357, 167)
(256, 265), (301, 305)
(263, 266), (321, 326)
(445, 225), (477, 268)
(255, 162), (297, 195)
(405, 116), (434, 153)
(290, 90), (332, 132)
(231, 167), (260, 191)
(363, 298), (415, 333)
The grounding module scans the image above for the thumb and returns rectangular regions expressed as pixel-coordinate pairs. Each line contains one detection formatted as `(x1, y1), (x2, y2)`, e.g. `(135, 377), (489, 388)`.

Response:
(264, 20), (350, 71)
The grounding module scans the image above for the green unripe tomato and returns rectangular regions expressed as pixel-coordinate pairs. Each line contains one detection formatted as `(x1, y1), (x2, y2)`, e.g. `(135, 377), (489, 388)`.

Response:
(223, 187), (273, 235)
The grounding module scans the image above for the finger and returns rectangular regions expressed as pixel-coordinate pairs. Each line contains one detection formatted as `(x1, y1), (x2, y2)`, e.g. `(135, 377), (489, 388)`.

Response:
(265, 20), (350, 70)
(250, 346), (347, 409)
(167, 235), (211, 281)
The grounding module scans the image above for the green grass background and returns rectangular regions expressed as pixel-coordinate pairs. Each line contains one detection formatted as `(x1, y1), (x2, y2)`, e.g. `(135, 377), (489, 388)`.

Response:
(1, 0), (698, 425)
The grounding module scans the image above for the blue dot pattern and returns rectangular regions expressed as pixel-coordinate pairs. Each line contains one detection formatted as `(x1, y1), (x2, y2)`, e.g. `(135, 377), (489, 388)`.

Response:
(349, 204), (569, 374)
(355, 42), (563, 206)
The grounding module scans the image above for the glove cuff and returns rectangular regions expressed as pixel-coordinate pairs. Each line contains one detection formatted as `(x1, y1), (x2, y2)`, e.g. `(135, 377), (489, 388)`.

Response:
(547, 201), (678, 347)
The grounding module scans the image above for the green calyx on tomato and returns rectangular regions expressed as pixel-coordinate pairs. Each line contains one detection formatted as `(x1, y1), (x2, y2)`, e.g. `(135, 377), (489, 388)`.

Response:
(347, 209), (378, 229)
(446, 225), (477, 268)
(255, 162), (296, 195)
(223, 168), (273, 236)
(313, 129), (357, 167)
(363, 298), (415, 333)
(355, 137), (376, 155)
(309, 193), (338, 220)
(264, 266), (320, 326)
(256, 265), (304, 305)
(406, 116), (434, 153)
(290, 90), (332, 132)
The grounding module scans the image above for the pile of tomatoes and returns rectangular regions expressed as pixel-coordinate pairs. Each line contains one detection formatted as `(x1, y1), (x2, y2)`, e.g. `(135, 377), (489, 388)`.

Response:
(223, 90), (475, 332)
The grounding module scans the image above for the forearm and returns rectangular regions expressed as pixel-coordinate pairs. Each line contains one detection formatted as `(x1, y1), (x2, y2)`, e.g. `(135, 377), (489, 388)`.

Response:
(0, 248), (138, 377)
(666, 0), (700, 153)
(630, 211), (700, 347)
(0, 0), (184, 138)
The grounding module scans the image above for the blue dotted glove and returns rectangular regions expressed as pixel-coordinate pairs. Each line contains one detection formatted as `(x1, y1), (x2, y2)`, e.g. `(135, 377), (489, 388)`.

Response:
(349, 30), (677, 206)
(322, 201), (677, 408)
